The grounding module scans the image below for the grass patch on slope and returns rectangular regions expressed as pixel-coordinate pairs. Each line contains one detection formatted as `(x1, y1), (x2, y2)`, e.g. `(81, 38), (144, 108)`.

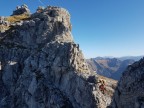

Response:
(6, 13), (30, 23)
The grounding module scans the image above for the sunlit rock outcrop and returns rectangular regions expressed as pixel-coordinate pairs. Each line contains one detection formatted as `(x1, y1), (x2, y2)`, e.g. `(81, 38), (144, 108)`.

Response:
(0, 5), (117, 108)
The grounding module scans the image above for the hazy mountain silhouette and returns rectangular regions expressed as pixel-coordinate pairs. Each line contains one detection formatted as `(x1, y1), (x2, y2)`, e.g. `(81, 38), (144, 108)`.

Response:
(87, 56), (143, 80)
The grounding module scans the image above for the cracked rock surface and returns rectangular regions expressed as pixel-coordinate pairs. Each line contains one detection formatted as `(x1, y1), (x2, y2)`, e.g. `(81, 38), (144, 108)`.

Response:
(110, 58), (144, 108)
(0, 6), (114, 108)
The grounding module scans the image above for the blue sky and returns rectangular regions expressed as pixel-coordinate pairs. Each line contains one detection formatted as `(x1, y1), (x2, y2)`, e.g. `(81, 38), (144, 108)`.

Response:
(0, 0), (144, 58)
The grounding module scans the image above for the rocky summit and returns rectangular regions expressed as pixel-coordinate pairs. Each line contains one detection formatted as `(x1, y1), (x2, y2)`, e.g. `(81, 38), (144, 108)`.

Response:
(110, 58), (144, 108)
(0, 5), (115, 108)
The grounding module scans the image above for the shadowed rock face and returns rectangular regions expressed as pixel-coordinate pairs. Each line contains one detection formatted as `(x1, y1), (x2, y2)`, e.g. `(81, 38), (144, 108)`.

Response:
(0, 6), (114, 108)
(110, 58), (144, 108)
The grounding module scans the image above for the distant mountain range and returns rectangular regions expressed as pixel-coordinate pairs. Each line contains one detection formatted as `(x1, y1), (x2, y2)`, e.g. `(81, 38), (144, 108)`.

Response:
(94, 56), (143, 61)
(87, 56), (143, 80)
(117, 56), (144, 61)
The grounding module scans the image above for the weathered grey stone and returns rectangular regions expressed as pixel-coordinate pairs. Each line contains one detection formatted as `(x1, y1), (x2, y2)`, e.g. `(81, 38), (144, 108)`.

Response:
(0, 5), (116, 108)
(110, 58), (144, 108)
(12, 4), (30, 16)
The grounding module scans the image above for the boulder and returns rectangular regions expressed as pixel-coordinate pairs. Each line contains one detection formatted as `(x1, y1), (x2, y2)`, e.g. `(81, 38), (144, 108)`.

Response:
(12, 4), (30, 16)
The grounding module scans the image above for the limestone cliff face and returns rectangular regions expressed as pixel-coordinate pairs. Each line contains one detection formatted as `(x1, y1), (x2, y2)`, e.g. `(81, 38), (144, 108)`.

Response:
(0, 5), (113, 108)
(110, 58), (144, 108)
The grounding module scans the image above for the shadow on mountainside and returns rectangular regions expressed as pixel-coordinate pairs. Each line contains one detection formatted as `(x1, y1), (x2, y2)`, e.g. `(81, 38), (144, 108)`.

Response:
(107, 57), (144, 108)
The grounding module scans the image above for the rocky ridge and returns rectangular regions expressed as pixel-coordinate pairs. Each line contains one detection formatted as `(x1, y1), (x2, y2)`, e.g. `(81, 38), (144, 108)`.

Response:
(110, 58), (144, 108)
(0, 4), (30, 33)
(0, 5), (114, 108)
